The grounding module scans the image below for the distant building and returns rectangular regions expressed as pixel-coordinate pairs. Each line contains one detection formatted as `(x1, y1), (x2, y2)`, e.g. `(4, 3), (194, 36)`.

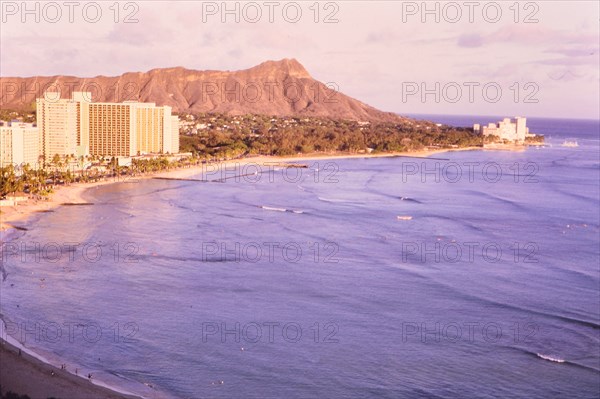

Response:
(474, 117), (529, 143)
(37, 92), (180, 159)
(0, 121), (40, 168)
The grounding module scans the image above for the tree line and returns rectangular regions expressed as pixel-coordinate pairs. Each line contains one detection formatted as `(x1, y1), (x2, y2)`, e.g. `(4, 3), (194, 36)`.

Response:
(178, 113), (487, 158)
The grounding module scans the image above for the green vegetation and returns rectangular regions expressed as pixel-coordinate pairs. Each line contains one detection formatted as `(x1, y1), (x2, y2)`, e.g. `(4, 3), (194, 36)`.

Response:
(525, 134), (545, 143)
(0, 153), (213, 198)
(177, 113), (483, 158)
(1, 163), (53, 198)
(0, 109), (36, 124)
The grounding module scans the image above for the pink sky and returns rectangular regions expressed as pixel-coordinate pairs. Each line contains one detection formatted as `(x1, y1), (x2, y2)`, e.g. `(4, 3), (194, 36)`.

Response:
(1, 1), (598, 119)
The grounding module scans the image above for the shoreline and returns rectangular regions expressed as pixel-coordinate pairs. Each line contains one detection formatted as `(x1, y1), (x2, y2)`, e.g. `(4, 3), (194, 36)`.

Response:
(0, 331), (142, 399)
(0, 144), (524, 398)
(0, 145), (497, 231)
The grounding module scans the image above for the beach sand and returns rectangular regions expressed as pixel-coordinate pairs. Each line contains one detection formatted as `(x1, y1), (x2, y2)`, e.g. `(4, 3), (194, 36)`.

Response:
(0, 179), (120, 231)
(0, 338), (141, 399)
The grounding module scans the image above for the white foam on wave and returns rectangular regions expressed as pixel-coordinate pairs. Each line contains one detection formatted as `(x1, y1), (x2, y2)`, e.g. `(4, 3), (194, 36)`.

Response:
(261, 206), (287, 212)
(536, 353), (565, 363)
(260, 206), (304, 214)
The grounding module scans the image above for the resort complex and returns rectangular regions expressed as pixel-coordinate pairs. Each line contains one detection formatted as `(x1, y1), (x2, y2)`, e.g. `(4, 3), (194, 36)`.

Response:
(473, 117), (532, 144)
(1, 92), (179, 167)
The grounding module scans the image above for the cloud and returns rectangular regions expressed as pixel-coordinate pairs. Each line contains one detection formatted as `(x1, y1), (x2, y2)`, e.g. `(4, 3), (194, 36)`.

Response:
(535, 57), (599, 66)
(107, 24), (172, 46)
(365, 30), (398, 44)
(457, 26), (598, 49)
(107, 11), (173, 45)
(544, 47), (599, 58)
(457, 34), (484, 48)
(546, 69), (584, 82)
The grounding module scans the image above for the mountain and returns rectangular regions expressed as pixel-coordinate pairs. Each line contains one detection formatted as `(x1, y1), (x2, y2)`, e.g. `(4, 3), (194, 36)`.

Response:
(0, 59), (400, 122)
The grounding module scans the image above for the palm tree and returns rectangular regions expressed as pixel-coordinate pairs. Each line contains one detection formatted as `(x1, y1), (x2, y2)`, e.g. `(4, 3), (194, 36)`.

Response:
(51, 154), (62, 184)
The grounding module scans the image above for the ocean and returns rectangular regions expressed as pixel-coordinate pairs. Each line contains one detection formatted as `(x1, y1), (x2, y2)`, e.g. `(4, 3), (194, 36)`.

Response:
(1, 116), (599, 398)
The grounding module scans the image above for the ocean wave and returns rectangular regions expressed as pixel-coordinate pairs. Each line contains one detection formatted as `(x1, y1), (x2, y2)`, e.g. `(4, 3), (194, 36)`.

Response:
(260, 206), (304, 214)
(317, 197), (353, 204)
(261, 206), (287, 212)
(399, 197), (422, 204)
(425, 278), (600, 331)
(137, 253), (229, 263)
(501, 346), (600, 372)
(536, 353), (565, 363)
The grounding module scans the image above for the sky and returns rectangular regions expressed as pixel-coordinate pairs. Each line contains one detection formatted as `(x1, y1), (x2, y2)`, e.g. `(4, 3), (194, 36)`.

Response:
(1, 0), (599, 119)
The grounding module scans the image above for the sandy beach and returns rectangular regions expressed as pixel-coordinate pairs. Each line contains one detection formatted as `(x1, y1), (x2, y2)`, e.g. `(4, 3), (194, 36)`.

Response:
(0, 179), (120, 231)
(0, 338), (141, 399)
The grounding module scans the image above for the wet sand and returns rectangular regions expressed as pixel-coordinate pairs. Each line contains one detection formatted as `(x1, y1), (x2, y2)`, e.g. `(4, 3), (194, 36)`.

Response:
(0, 338), (141, 399)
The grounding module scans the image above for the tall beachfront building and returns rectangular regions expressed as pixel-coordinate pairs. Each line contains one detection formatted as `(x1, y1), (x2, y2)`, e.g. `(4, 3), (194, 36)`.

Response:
(0, 121), (41, 168)
(85, 102), (137, 157)
(135, 103), (170, 155)
(37, 92), (180, 159)
(36, 92), (86, 161)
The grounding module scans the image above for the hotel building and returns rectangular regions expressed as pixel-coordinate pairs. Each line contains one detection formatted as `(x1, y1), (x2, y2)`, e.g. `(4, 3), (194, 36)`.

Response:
(37, 92), (179, 159)
(0, 121), (41, 168)
(473, 117), (529, 143)
(85, 102), (137, 157)
(36, 92), (85, 161)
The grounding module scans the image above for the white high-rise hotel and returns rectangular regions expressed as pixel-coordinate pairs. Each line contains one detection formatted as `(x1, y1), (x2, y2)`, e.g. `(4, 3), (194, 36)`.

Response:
(0, 121), (40, 167)
(473, 117), (529, 143)
(36, 91), (179, 160)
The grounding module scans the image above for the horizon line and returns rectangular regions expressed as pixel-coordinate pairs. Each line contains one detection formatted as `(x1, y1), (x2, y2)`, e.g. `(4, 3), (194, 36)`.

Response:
(401, 112), (600, 122)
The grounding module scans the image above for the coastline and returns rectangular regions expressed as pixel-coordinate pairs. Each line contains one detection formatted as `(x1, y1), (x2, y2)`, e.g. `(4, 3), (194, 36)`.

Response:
(0, 333), (141, 399)
(0, 146), (491, 231)
(0, 144), (521, 398)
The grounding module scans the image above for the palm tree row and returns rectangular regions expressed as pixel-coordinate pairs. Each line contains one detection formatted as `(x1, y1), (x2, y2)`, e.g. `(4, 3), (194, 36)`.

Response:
(0, 152), (246, 199)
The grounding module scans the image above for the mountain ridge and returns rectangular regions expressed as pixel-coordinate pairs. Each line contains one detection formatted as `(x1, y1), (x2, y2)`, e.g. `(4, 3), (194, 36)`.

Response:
(0, 59), (401, 122)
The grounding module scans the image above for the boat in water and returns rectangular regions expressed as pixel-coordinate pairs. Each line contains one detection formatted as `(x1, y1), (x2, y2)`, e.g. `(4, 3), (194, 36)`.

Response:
(561, 140), (579, 147)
